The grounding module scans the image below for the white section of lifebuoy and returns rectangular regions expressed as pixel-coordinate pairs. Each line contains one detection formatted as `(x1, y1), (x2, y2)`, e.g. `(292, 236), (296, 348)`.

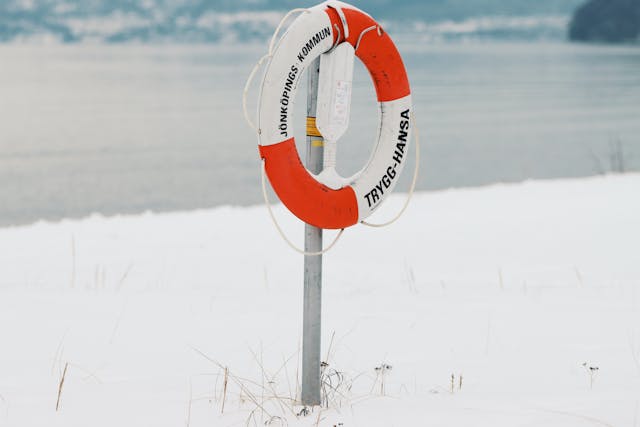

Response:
(351, 95), (412, 219)
(257, 7), (335, 146)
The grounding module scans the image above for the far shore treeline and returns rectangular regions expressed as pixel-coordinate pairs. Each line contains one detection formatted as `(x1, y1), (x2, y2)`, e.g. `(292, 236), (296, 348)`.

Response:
(570, 0), (640, 43)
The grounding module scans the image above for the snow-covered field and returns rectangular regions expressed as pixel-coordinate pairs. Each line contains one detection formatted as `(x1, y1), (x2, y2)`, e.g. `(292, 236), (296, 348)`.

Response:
(1, 174), (639, 426)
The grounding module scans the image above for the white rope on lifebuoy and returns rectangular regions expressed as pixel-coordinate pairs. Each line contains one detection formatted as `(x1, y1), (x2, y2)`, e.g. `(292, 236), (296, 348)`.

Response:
(354, 25), (378, 52)
(268, 8), (310, 55)
(242, 53), (271, 132)
(260, 159), (345, 256)
(243, 8), (309, 132)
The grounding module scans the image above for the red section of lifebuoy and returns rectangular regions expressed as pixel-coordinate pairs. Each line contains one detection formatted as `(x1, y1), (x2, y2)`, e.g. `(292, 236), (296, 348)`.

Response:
(325, 7), (410, 102)
(259, 138), (359, 229)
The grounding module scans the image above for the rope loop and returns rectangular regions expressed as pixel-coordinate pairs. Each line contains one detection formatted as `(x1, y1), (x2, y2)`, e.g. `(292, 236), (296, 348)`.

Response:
(242, 53), (271, 132)
(268, 8), (309, 55)
(243, 8), (309, 132)
(354, 25), (378, 52)
(261, 159), (345, 256)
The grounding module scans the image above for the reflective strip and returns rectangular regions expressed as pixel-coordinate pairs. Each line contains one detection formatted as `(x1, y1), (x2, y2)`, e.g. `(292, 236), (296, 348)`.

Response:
(306, 116), (323, 137)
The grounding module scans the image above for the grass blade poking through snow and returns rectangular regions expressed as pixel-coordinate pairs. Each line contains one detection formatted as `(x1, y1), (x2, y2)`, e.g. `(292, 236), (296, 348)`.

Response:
(55, 362), (68, 411)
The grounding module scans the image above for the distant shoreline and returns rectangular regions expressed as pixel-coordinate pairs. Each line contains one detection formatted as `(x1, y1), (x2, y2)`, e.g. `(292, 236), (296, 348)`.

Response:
(0, 14), (574, 45)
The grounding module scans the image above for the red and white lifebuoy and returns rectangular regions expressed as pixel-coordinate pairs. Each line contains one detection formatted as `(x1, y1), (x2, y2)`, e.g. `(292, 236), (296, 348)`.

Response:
(257, 1), (412, 230)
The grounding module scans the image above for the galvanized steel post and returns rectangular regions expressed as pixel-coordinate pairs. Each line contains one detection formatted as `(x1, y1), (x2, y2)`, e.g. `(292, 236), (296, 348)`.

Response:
(301, 56), (323, 406)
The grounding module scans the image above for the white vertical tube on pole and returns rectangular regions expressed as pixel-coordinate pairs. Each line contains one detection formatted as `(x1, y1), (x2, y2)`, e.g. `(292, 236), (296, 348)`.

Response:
(316, 43), (355, 190)
(301, 56), (323, 407)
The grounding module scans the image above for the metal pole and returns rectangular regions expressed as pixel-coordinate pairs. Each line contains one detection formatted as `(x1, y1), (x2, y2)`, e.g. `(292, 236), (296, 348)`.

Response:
(301, 56), (323, 406)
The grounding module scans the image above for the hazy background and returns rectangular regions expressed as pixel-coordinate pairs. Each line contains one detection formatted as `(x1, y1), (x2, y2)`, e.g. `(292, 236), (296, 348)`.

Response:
(0, 0), (638, 226)
(0, 0), (585, 43)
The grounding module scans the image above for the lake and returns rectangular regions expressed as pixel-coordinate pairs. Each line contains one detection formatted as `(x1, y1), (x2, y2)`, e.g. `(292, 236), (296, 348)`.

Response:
(0, 41), (638, 226)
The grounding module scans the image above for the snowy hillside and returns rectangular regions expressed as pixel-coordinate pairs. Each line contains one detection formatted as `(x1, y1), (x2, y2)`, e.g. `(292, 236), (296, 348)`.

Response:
(0, 174), (638, 426)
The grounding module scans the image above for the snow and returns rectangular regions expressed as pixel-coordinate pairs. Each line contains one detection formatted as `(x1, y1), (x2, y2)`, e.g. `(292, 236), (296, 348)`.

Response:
(0, 174), (639, 426)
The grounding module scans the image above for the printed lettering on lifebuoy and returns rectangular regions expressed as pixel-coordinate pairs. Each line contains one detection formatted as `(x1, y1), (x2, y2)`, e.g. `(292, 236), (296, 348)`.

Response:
(279, 65), (299, 136)
(278, 26), (331, 138)
(363, 109), (410, 208)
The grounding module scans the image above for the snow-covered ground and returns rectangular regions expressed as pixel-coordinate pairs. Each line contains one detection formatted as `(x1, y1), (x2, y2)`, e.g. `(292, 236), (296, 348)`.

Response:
(1, 174), (639, 426)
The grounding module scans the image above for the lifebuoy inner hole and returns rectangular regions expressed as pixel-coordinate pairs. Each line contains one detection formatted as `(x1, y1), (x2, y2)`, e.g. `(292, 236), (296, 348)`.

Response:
(291, 58), (383, 181)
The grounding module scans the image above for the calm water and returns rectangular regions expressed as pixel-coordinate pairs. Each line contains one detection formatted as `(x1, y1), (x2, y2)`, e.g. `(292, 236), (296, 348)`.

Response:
(0, 42), (638, 226)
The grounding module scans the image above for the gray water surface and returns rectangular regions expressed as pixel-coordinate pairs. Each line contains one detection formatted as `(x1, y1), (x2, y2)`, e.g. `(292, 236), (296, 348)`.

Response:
(0, 42), (638, 226)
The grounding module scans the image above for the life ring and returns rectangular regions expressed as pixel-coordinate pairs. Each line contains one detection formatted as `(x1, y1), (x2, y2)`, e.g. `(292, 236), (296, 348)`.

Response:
(257, 1), (412, 229)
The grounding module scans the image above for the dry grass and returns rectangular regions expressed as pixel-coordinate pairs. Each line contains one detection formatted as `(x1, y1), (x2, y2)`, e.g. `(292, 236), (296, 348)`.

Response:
(55, 362), (69, 411)
(186, 334), (409, 426)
